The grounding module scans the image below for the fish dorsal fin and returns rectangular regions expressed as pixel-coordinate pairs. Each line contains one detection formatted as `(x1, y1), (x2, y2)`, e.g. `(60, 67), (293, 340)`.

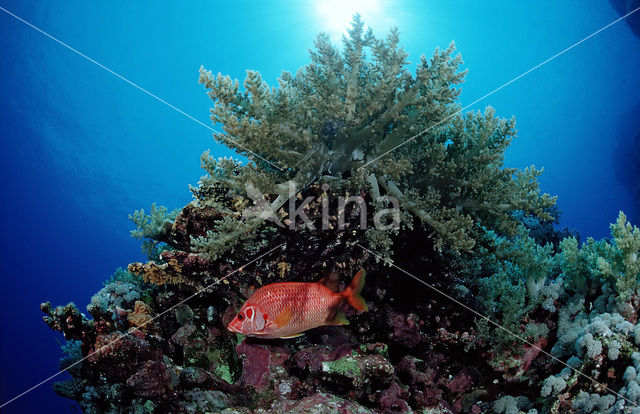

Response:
(317, 272), (340, 293)
(273, 307), (293, 328)
(326, 311), (350, 326)
(279, 333), (305, 339)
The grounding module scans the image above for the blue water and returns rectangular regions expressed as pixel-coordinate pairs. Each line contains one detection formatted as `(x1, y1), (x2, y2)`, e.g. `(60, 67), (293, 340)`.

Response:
(1, 1), (639, 412)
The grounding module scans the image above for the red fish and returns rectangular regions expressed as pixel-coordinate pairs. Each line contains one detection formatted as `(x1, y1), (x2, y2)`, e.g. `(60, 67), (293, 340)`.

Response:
(227, 269), (367, 338)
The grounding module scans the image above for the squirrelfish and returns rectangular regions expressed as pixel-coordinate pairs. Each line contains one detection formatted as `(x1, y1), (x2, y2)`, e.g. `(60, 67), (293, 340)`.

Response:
(227, 269), (368, 338)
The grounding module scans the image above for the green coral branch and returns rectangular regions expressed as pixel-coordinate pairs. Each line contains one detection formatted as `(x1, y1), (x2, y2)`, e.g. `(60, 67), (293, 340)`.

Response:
(129, 203), (178, 240)
(560, 212), (640, 302)
(129, 203), (179, 259)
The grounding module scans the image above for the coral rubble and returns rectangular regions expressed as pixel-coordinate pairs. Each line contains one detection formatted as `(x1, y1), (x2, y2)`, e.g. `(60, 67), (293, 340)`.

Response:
(42, 16), (640, 414)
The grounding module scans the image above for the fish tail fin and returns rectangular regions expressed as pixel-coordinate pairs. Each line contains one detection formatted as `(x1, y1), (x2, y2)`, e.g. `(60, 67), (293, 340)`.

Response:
(341, 269), (368, 311)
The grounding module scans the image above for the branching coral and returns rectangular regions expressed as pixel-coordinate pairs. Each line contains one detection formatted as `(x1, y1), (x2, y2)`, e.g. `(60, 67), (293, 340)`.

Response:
(560, 211), (640, 303)
(128, 259), (203, 289)
(129, 203), (179, 260)
(600, 212), (640, 301)
(196, 14), (555, 254)
(465, 226), (556, 349)
(524, 214), (640, 413)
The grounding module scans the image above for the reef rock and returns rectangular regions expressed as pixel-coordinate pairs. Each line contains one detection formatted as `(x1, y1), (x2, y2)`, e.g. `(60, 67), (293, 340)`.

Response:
(126, 360), (175, 398)
(261, 392), (375, 414)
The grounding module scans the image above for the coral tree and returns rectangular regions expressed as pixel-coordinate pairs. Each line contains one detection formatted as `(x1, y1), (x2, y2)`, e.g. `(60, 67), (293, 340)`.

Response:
(195, 15), (554, 255)
(42, 16), (640, 414)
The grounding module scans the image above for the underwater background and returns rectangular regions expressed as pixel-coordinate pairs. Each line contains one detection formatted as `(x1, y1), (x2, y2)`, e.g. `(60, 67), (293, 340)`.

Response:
(1, 1), (639, 412)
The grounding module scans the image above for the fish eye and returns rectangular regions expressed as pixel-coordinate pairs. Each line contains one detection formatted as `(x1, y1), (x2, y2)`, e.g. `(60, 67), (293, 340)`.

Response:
(237, 313), (244, 320)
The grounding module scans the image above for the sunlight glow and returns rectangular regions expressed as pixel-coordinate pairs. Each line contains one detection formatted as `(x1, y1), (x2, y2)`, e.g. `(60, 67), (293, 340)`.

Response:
(314, 0), (384, 39)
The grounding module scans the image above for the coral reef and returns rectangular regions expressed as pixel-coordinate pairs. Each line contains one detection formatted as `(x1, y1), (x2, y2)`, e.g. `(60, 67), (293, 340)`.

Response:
(42, 16), (640, 414)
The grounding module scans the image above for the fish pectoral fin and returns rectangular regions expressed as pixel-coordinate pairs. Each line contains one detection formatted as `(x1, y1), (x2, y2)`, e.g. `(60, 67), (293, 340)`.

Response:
(273, 307), (293, 328)
(278, 333), (305, 339)
(326, 311), (350, 326)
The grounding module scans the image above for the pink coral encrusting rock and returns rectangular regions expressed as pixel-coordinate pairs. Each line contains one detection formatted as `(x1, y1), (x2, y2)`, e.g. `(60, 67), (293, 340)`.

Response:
(236, 341), (290, 390)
